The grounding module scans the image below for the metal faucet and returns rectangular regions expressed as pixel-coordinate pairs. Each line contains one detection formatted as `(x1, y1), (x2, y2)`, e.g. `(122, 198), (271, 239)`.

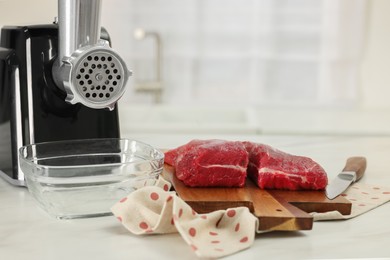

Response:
(133, 28), (163, 104)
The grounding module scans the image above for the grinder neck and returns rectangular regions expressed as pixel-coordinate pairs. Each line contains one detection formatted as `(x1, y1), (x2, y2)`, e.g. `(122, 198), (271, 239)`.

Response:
(58, 0), (102, 65)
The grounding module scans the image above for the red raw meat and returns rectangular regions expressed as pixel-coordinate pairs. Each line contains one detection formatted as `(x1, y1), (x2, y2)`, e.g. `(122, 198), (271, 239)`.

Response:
(164, 140), (214, 167)
(243, 142), (328, 190)
(164, 140), (249, 187)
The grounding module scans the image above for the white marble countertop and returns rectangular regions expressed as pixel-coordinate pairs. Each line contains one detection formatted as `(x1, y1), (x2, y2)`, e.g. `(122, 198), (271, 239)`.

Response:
(1, 134), (390, 259)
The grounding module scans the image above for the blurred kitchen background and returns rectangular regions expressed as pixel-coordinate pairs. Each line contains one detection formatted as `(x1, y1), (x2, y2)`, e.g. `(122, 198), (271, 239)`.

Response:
(1, 0), (390, 135)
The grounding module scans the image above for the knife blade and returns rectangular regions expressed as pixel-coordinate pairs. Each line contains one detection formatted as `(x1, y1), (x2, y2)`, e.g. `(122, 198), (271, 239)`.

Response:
(325, 157), (367, 200)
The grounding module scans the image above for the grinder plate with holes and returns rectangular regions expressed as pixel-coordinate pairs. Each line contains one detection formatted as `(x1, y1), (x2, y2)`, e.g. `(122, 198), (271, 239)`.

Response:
(57, 41), (131, 110)
(73, 51), (125, 102)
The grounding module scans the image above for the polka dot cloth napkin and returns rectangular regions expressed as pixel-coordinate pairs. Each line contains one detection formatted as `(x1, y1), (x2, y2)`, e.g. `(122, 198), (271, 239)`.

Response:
(311, 183), (390, 221)
(111, 177), (258, 258)
(111, 178), (390, 259)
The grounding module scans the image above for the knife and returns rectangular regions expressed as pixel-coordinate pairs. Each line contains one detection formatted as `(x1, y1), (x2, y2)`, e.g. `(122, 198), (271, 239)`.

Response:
(325, 157), (367, 200)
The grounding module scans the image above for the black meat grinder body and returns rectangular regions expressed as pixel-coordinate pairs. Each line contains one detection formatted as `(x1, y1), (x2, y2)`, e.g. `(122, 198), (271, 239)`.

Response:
(0, 1), (130, 186)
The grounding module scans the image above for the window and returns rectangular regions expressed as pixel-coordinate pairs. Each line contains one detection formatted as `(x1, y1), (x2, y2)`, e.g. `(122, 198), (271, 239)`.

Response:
(103, 0), (367, 108)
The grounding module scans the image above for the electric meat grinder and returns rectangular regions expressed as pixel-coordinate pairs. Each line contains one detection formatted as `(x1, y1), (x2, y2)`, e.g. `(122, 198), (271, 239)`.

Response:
(0, 0), (131, 185)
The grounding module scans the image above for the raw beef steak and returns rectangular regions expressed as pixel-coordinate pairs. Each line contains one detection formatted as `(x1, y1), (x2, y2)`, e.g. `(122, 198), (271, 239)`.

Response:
(243, 142), (328, 190)
(164, 139), (214, 167)
(164, 140), (249, 187)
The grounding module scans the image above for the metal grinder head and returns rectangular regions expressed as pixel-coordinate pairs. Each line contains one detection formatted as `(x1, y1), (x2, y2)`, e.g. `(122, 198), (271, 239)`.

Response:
(53, 0), (131, 110)
(59, 41), (130, 110)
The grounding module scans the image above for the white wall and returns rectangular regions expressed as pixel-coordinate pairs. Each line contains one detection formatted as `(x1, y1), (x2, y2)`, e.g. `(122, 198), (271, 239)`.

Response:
(0, 0), (56, 26)
(360, 0), (390, 109)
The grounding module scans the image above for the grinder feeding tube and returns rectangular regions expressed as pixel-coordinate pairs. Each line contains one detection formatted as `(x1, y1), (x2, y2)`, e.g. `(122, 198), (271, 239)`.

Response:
(53, 0), (131, 110)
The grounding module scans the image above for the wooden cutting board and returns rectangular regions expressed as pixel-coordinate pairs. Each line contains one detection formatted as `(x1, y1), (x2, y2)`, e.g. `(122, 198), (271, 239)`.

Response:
(162, 164), (352, 231)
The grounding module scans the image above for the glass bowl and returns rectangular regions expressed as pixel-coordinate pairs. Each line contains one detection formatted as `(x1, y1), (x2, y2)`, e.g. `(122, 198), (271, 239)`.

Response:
(19, 138), (164, 219)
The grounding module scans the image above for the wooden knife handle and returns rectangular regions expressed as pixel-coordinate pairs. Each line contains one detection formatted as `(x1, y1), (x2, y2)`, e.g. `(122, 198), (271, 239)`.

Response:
(342, 157), (367, 182)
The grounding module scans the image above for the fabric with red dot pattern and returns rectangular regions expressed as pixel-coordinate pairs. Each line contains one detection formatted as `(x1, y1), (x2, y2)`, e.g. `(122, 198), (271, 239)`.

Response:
(111, 177), (257, 258)
(312, 183), (390, 221)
